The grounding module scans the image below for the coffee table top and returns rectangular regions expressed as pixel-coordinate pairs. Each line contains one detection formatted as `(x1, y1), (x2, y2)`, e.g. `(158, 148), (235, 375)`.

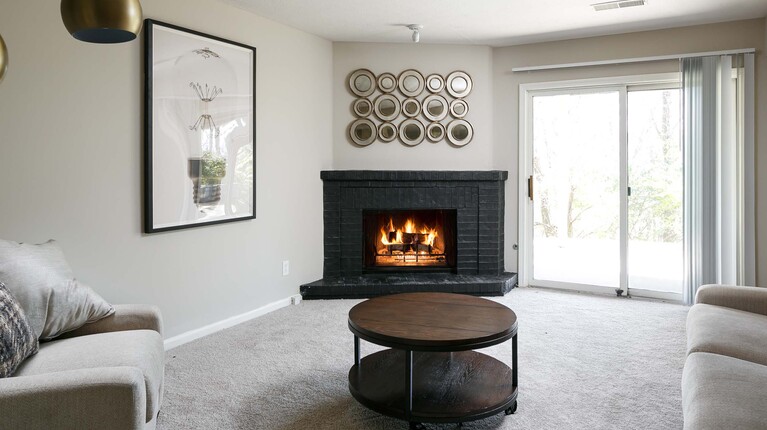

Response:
(348, 292), (517, 351)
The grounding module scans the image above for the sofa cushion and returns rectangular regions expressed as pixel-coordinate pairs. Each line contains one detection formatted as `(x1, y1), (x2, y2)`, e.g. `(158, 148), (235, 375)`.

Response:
(0, 282), (38, 377)
(687, 303), (767, 366)
(0, 239), (114, 340)
(13, 329), (164, 423)
(683, 352), (767, 430)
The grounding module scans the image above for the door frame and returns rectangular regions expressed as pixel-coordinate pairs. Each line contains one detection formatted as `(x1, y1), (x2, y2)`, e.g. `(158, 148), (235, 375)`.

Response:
(518, 73), (682, 300)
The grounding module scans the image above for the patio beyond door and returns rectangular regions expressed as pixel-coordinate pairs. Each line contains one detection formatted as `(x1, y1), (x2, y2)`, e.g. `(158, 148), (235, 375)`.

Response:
(526, 79), (683, 299)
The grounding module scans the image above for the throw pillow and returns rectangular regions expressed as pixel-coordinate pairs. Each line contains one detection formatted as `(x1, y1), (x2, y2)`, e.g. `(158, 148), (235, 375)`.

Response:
(0, 239), (114, 340)
(0, 282), (39, 377)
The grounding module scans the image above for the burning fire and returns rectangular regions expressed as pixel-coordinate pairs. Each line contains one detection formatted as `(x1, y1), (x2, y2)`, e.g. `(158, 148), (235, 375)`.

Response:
(371, 213), (448, 267)
(380, 217), (440, 250)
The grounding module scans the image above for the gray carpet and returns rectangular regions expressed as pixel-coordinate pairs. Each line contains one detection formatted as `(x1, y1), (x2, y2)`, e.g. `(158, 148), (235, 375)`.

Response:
(158, 287), (688, 429)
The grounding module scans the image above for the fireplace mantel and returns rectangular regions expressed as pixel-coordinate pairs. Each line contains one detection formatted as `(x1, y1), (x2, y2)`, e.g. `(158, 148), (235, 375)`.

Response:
(301, 170), (517, 299)
(319, 170), (508, 182)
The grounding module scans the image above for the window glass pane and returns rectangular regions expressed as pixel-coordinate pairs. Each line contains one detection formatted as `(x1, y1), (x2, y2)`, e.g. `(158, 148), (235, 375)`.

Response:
(532, 91), (620, 288)
(627, 88), (683, 293)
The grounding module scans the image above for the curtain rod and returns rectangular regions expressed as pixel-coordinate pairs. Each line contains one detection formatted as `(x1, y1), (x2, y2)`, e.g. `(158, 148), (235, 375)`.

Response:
(511, 48), (756, 72)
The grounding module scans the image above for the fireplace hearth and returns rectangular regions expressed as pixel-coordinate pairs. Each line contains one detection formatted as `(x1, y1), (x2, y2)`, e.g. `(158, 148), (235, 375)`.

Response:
(300, 171), (517, 299)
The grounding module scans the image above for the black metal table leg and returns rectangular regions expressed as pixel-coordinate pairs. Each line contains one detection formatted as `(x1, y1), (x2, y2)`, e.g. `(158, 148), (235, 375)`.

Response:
(405, 350), (413, 419)
(354, 335), (361, 367)
(505, 332), (518, 416)
(512, 333), (518, 388)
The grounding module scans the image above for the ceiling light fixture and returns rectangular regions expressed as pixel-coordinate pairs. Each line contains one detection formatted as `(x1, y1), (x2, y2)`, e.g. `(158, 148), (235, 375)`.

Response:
(61, 0), (143, 43)
(591, 0), (646, 11)
(407, 25), (423, 43)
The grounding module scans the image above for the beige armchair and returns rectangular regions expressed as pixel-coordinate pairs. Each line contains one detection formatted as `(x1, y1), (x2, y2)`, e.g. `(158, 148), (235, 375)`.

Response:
(683, 284), (767, 429)
(0, 305), (164, 430)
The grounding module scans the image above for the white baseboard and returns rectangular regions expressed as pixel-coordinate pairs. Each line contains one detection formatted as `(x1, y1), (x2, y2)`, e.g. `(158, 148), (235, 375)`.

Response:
(164, 296), (296, 351)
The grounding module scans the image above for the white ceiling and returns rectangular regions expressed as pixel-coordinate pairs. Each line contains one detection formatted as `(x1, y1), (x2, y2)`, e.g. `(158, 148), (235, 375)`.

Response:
(221, 0), (767, 46)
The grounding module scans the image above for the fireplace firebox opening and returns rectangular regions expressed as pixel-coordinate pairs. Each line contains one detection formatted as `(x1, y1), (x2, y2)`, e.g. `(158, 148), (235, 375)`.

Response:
(363, 209), (457, 272)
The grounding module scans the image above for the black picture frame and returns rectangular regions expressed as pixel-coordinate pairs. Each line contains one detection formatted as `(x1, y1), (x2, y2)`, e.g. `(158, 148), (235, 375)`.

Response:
(144, 19), (256, 233)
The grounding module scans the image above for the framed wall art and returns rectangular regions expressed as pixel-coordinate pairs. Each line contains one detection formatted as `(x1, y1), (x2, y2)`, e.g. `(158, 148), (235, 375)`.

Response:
(144, 19), (256, 233)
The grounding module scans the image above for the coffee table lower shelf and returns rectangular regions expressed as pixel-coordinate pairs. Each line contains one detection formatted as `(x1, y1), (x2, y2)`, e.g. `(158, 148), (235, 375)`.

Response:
(348, 349), (517, 424)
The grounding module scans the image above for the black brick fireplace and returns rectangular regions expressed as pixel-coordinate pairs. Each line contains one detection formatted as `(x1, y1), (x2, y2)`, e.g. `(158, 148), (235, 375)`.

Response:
(300, 171), (517, 299)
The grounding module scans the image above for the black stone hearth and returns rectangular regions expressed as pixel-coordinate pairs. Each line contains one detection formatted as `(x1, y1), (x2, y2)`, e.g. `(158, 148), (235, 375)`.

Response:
(300, 170), (517, 299)
(300, 273), (517, 299)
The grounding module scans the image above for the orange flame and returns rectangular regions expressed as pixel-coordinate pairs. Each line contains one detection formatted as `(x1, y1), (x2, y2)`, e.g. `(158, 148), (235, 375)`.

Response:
(420, 226), (439, 246)
(380, 217), (439, 248)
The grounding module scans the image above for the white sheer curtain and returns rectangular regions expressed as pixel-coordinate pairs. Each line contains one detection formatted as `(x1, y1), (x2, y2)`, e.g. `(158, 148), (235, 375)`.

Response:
(682, 53), (755, 305)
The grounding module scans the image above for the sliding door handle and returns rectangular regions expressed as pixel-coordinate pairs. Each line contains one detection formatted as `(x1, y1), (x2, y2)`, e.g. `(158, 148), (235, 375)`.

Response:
(528, 176), (534, 201)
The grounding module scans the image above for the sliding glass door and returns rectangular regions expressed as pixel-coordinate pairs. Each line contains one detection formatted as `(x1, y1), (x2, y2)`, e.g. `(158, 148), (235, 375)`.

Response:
(531, 89), (621, 289)
(627, 87), (683, 295)
(523, 75), (683, 299)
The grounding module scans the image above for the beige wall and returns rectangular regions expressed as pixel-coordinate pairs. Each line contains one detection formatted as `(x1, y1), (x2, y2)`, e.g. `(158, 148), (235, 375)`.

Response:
(332, 19), (767, 284)
(0, 0), (333, 338)
(333, 43), (494, 170)
(760, 17), (767, 284)
(494, 19), (767, 281)
(0, 4), (764, 342)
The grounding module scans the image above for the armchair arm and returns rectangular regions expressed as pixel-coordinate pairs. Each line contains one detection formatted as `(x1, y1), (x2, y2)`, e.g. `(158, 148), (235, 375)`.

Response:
(695, 284), (767, 316)
(0, 367), (146, 430)
(58, 304), (163, 339)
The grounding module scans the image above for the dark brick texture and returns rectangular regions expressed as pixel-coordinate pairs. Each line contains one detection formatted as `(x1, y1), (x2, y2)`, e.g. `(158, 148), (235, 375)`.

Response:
(302, 170), (516, 299)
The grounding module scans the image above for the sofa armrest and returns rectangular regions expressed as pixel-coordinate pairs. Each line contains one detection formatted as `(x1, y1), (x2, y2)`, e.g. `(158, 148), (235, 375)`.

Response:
(59, 304), (163, 339)
(695, 284), (767, 316)
(0, 367), (146, 430)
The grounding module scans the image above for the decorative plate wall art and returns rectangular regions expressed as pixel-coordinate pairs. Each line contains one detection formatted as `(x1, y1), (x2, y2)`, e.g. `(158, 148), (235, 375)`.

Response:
(347, 68), (473, 148)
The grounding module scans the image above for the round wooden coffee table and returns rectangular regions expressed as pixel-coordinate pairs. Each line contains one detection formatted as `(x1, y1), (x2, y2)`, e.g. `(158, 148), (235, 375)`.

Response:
(348, 292), (518, 428)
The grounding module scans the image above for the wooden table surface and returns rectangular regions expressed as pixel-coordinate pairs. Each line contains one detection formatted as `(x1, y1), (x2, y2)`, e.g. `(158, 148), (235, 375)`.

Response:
(348, 292), (517, 351)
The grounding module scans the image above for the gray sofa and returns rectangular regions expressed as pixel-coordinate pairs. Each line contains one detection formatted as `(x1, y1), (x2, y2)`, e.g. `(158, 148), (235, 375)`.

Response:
(0, 305), (164, 430)
(683, 284), (767, 429)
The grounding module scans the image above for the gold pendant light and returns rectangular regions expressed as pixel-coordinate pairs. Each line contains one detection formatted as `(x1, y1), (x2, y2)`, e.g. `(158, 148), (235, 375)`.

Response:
(61, 0), (143, 44)
(0, 34), (7, 83)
